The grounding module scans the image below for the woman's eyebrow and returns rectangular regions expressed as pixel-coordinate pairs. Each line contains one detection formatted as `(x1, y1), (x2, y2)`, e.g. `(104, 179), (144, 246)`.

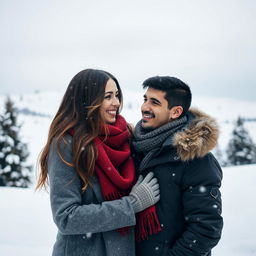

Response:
(105, 90), (119, 94)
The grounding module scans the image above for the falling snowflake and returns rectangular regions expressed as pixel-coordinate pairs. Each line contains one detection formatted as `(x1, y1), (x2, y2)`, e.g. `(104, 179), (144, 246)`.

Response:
(86, 232), (92, 239)
(199, 186), (206, 193)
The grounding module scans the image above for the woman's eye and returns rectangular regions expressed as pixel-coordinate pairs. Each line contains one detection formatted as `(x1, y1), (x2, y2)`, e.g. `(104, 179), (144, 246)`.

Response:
(105, 95), (111, 99)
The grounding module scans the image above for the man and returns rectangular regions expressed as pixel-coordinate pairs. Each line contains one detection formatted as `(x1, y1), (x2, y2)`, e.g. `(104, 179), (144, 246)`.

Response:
(132, 76), (223, 255)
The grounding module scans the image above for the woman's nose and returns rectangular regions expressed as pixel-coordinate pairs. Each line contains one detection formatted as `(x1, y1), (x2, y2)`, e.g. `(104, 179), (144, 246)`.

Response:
(112, 97), (120, 106)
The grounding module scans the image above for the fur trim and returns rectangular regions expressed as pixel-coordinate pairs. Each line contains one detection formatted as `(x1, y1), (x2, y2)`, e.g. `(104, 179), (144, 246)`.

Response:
(173, 108), (219, 161)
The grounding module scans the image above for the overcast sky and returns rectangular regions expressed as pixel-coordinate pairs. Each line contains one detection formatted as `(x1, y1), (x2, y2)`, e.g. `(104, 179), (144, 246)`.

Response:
(0, 0), (255, 101)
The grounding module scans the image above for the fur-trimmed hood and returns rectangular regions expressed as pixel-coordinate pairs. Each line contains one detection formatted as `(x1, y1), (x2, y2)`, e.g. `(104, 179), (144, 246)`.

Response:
(173, 108), (219, 161)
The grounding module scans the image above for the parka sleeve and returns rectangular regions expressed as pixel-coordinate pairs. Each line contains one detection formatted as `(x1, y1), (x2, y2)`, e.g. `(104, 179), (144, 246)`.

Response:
(48, 137), (136, 235)
(167, 153), (223, 256)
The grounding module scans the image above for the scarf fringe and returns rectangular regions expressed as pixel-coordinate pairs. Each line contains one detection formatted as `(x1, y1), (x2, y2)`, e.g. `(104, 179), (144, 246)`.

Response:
(136, 209), (162, 242)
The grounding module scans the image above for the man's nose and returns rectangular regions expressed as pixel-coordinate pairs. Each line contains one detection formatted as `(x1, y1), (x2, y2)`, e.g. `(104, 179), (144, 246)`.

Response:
(141, 101), (150, 111)
(141, 102), (150, 112)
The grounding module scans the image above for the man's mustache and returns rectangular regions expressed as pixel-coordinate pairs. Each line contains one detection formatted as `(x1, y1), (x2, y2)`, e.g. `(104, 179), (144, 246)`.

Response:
(142, 111), (155, 117)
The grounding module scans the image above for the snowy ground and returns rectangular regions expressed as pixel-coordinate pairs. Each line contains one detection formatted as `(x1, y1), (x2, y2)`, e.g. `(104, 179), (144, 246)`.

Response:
(213, 165), (256, 256)
(1, 164), (256, 256)
(0, 187), (56, 256)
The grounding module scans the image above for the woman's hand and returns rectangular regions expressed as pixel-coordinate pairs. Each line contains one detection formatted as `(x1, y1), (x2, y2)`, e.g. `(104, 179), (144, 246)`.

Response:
(128, 172), (160, 213)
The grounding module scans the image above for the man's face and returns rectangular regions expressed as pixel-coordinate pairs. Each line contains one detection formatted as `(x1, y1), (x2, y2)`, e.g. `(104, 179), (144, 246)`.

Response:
(141, 87), (173, 129)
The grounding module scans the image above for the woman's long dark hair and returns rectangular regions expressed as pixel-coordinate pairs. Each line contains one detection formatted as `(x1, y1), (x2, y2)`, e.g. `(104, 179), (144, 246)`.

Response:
(36, 69), (123, 191)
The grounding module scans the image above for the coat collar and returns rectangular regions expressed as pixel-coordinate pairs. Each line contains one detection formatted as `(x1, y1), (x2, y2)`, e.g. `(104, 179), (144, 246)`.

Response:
(169, 108), (219, 161)
(136, 108), (219, 170)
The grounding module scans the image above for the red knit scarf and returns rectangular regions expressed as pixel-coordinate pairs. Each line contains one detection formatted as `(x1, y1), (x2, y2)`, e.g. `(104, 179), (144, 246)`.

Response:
(69, 115), (161, 241)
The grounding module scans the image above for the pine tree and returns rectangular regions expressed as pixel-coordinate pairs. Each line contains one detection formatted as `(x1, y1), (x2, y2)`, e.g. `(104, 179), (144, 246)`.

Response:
(226, 117), (256, 166)
(0, 97), (32, 187)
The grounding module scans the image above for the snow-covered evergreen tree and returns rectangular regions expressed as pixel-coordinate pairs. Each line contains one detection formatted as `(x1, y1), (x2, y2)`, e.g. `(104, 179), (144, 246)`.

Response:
(0, 97), (32, 187)
(226, 117), (256, 166)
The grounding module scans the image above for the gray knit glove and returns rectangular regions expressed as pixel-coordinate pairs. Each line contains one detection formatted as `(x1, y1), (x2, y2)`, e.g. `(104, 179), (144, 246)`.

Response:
(128, 172), (160, 213)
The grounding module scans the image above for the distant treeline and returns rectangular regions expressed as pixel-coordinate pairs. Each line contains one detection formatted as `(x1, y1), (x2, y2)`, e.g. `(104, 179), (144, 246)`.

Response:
(241, 118), (256, 122)
(18, 108), (51, 118)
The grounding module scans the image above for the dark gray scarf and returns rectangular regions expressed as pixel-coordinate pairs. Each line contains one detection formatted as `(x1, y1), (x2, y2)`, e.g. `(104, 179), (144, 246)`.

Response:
(132, 115), (188, 173)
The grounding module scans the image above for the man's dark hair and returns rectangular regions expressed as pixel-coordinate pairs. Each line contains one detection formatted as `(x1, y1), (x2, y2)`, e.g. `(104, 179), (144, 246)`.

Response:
(142, 76), (192, 116)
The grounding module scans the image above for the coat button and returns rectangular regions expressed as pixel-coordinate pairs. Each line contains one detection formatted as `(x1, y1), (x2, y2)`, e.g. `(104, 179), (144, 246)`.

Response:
(173, 155), (180, 160)
(210, 188), (218, 199)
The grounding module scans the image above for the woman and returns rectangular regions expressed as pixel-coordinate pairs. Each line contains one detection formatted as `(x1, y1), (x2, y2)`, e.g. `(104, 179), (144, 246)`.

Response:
(36, 69), (160, 256)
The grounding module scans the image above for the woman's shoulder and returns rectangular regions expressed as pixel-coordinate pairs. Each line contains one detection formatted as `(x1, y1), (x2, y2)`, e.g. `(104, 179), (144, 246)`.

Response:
(49, 134), (73, 158)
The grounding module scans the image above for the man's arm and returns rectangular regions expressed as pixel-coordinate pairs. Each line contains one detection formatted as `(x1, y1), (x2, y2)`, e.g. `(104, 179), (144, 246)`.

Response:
(167, 154), (223, 256)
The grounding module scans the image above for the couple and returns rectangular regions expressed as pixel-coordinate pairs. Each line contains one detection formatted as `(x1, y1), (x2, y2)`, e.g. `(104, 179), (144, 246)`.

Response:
(36, 69), (223, 256)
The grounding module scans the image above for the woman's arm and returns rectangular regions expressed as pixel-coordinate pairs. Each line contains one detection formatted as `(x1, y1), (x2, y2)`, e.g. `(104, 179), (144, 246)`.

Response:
(48, 137), (136, 235)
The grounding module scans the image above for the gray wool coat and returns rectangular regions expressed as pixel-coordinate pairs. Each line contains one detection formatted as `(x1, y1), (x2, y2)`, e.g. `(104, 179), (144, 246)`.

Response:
(48, 136), (136, 256)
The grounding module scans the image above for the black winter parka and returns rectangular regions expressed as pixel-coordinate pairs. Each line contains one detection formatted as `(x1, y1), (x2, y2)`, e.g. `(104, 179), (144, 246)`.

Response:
(134, 108), (223, 256)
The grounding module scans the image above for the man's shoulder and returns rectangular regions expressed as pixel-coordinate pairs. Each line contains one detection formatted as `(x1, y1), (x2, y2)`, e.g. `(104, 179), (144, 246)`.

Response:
(182, 152), (223, 184)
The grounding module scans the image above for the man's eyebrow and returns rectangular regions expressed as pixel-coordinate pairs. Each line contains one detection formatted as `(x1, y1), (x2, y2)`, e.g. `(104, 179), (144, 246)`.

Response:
(150, 97), (161, 104)
(143, 95), (161, 104)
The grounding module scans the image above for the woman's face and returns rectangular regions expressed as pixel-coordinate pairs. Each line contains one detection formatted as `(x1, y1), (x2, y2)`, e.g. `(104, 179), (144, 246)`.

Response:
(100, 79), (120, 124)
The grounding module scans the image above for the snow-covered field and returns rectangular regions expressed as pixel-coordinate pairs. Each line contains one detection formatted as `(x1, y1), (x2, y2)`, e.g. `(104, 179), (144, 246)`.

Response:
(0, 187), (56, 256)
(1, 165), (255, 256)
(1, 89), (256, 255)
